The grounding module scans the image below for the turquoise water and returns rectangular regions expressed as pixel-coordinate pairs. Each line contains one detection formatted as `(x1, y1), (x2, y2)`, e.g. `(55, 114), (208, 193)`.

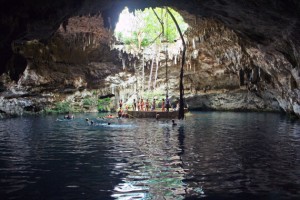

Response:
(0, 112), (299, 199)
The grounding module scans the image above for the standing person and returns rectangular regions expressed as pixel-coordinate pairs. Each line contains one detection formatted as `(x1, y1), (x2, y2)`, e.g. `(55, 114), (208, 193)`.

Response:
(151, 98), (156, 111)
(119, 99), (123, 110)
(166, 95), (170, 112)
(141, 98), (145, 111)
(161, 98), (165, 111)
(133, 99), (137, 111)
(137, 98), (141, 111)
(145, 99), (149, 111)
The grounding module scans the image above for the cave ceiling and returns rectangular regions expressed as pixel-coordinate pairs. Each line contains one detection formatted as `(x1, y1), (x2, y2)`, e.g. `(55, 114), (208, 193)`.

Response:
(0, 0), (299, 80)
(1, 0), (299, 66)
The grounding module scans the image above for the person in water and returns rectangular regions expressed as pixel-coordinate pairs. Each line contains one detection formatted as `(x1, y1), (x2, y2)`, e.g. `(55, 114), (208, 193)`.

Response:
(118, 109), (122, 118)
(105, 114), (114, 118)
(172, 119), (177, 126)
(156, 113), (160, 120)
(85, 118), (94, 125)
(64, 112), (74, 119)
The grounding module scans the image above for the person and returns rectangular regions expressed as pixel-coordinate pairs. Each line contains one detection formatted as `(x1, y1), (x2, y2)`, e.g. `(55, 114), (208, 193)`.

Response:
(156, 113), (160, 120)
(118, 109), (122, 118)
(64, 112), (74, 119)
(161, 98), (165, 111)
(85, 118), (94, 125)
(166, 95), (170, 112)
(172, 119), (177, 126)
(145, 99), (149, 111)
(133, 99), (137, 111)
(106, 114), (114, 118)
(119, 99), (123, 110)
(151, 98), (156, 111)
(141, 98), (145, 111)
(137, 98), (141, 111)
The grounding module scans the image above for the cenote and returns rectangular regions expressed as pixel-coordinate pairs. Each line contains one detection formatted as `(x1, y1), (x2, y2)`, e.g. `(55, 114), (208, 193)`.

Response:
(1, 0), (300, 199)
(0, 111), (300, 200)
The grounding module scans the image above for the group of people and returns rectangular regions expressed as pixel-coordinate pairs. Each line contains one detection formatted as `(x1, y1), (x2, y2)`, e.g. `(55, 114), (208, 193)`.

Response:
(129, 95), (172, 112)
(132, 98), (152, 111)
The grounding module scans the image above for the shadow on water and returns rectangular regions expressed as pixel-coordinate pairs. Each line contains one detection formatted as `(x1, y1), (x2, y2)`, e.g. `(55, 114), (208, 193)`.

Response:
(0, 112), (299, 199)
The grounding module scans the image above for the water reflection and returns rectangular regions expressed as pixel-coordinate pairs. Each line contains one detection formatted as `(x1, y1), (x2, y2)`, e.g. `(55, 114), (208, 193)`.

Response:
(0, 112), (299, 199)
(109, 119), (189, 199)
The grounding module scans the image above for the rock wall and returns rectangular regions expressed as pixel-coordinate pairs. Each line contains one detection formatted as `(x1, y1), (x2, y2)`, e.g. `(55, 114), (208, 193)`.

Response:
(0, 14), (134, 115)
(0, 0), (299, 117)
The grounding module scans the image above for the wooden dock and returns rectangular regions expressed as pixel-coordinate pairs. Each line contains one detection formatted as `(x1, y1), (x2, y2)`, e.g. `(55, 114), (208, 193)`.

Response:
(127, 109), (188, 119)
(127, 110), (179, 119)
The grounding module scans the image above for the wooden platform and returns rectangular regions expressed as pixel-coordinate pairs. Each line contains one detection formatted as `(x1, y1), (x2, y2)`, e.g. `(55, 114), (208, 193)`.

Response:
(127, 110), (179, 119)
(127, 109), (188, 119)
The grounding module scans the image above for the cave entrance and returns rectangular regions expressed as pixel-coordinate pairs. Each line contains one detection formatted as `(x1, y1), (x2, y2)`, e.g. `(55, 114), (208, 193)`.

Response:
(113, 6), (188, 102)
(114, 6), (188, 50)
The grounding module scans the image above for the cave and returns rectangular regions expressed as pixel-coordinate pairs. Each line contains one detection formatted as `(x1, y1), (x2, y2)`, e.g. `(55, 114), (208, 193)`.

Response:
(0, 0), (299, 117)
(1, 1), (300, 199)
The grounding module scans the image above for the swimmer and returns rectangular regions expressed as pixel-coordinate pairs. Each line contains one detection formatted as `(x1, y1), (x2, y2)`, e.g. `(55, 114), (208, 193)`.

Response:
(85, 118), (94, 125)
(64, 112), (74, 119)
(156, 114), (160, 120)
(172, 119), (177, 126)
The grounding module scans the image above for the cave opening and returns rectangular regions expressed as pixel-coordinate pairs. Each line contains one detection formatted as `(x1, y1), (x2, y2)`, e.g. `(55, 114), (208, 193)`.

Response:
(112, 6), (189, 102)
(114, 6), (188, 49)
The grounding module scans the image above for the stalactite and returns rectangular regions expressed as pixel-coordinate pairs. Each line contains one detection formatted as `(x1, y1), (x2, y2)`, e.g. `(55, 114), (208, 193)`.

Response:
(142, 55), (145, 92)
(192, 38), (196, 49)
(148, 54), (155, 91)
(154, 58), (159, 89)
(122, 57), (126, 70)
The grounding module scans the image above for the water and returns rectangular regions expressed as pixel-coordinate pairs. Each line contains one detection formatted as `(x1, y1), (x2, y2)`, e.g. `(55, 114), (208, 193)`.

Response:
(0, 112), (299, 200)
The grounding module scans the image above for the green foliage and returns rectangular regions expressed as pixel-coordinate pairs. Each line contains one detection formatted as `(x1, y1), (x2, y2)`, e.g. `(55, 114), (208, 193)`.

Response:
(98, 97), (111, 112)
(45, 101), (73, 114)
(83, 98), (94, 106)
(115, 7), (188, 49)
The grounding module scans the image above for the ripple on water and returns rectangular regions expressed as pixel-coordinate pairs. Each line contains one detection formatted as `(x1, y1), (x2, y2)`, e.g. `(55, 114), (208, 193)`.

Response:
(0, 112), (300, 199)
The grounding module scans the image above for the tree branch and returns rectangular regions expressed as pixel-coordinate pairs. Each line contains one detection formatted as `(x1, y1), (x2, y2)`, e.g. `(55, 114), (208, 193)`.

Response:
(166, 7), (186, 120)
